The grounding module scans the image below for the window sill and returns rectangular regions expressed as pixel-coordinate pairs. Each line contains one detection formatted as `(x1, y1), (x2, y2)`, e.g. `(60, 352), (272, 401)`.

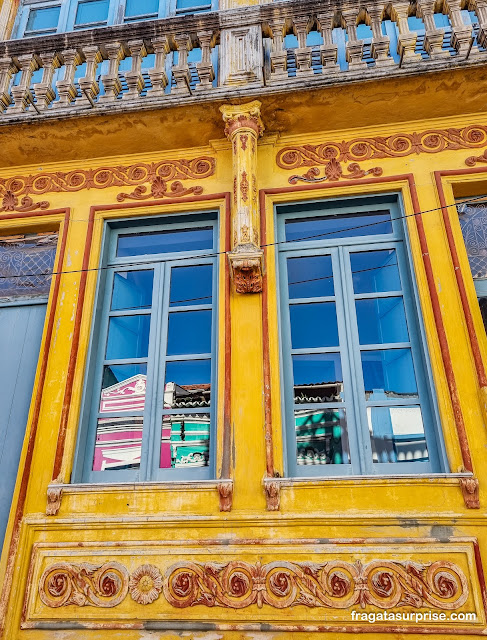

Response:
(46, 478), (233, 515)
(263, 473), (479, 510)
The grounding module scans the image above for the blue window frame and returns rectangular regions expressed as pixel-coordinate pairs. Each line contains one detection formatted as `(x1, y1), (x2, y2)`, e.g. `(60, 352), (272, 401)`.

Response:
(277, 196), (445, 477)
(73, 214), (218, 483)
(457, 198), (487, 332)
(14, 0), (216, 37)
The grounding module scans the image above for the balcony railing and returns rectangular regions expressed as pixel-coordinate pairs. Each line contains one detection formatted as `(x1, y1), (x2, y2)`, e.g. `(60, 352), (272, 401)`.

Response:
(0, 0), (486, 120)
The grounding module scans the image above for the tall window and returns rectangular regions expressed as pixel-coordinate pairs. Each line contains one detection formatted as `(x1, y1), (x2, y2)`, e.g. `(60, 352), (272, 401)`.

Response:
(278, 197), (444, 477)
(73, 215), (218, 483)
(457, 198), (487, 331)
(15, 0), (213, 37)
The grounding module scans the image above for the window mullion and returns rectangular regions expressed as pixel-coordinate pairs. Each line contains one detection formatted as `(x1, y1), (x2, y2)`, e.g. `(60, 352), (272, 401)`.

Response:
(140, 262), (165, 482)
(338, 246), (373, 475)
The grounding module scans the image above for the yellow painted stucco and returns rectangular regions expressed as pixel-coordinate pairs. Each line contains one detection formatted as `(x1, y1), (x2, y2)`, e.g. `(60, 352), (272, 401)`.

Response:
(1, 64), (487, 638)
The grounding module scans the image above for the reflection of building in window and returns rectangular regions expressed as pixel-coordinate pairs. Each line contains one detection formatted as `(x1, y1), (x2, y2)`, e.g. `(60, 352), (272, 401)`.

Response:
(94, 375), (210, 471)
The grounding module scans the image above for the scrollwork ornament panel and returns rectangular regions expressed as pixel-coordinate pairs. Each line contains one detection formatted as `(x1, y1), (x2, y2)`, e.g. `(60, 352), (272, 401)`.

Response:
(164, 559), (469, 610)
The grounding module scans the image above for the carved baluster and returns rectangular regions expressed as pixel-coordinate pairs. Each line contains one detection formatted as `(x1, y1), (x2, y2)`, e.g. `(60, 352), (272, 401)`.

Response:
(268, 19), (289, 82)
(10, 54), (39, 114)
(470, 0), (487, 48)
(147, 36), (169, 97)
(293, 15), (314, 76)
(445, 0), (478, 54)
(78, 45), (102, 105)
(55, 49), (83, 108)
(391, 1), (423, 62)
(124, 39), (147, 99)
(220, 101), (264, 293)
(172, 34), (192, 95)
(195, 30), (215, 91)
(317, 10), (339, 73)
(368, 5), (395, 66)
(99, 42), (124, 103)
(33, 52), (61, 111)
(0, 57), (18, 113)
(342, 8), (368, 70)
(417, 0), (450, 58)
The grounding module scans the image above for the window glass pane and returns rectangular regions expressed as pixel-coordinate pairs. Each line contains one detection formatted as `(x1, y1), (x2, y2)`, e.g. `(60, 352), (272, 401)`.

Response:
(160, 413), (210, 468)
(457, 202), (487, 278)
(26, 6), (60, 32)
(167, 310), (212, 355)
(125, 0), (158, 17)
(106, 315), (150, 359)
(93, 416), (143, 471)
(350, 249), (401, 294)
(100, 364), (147, 412)
(356, 297), (409, 344)
(164, 359), (211, 407)
(75, 0), (109, 24)
(361, 349), (417, 399)
(111, 270), (153, 311)
(0, 233), (58, 300)
(285, 211), (392, 243)
(287, 255), (334, 299)
(170, 265), (212, 307)
(478, 296), (487, 333)
(117, 227), (213, 257)
(292, 354), (343, 403)
(295, 409), (349, 465)
(368, 406), (429, 464)
(177, 0), (210, 9)
(290, 302), (338, 349)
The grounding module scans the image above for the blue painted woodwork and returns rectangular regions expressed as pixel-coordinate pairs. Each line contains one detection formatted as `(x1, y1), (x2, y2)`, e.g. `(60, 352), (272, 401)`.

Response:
(0, 300), (46, 548)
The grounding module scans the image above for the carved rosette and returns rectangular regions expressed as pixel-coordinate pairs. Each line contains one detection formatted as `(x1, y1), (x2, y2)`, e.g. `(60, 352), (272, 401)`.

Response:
(163, 559), (469, 610)
(220, 101), (264, 294)
(129, 564), (163, 604)
(38, 562), (129, 608)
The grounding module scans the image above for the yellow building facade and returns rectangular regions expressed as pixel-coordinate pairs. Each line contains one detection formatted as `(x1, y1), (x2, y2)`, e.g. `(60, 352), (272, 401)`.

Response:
(1, 0), (487, 637)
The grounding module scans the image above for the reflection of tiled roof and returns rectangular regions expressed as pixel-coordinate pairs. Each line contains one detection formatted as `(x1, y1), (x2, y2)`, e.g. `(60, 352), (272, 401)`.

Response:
(180, 384), (211, 391)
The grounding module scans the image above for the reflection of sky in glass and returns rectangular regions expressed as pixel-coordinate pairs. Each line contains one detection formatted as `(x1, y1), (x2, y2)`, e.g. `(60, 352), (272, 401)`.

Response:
(165, 359), (211, 387)
(167, 310), (212, 355)
(350, 250), (400, 294)
(361, 349), (417, 397)
(26, 6), (60, 31)
(75, 0), (109, 24)
(111, 270), (153, 310)
(285, 211), (392, 243)
(287, 255), (334, 299)
(117, 228), (213, 257)
(170, 265), (212, 306)
(125, 0), (158, 16)
(292, 353), (342, 385)
(106, 315), (150, 359)
(290, 302), (338, 349)
(356, 297), (409, 344)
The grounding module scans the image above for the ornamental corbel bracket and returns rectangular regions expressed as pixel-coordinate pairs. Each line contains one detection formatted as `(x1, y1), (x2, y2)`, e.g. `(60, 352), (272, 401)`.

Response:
(217, 479), (234, 511)
(228, 246), (264, 294)
(460, 476), (480, 508)
(46, 483), (63, 516)
(263, 477), (281, 511)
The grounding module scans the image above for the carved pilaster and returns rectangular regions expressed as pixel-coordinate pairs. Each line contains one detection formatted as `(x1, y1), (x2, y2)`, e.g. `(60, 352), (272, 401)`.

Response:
(220, 101), (264, 294)
(217, 480), (233, 511)
(219, 11), (263, 86)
